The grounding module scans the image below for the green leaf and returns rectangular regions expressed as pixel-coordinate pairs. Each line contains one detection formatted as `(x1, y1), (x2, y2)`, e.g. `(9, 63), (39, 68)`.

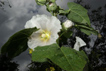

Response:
(75, 24), (98, 35)
(32, 43), (59, 62)
(32, 43), (88, 71)
(67, 2), (90, 26)
(76, 24), (93, 30)
(80, 28), (98, 35)
(1, 27), (38, 58)
(51, 47), (88, 71)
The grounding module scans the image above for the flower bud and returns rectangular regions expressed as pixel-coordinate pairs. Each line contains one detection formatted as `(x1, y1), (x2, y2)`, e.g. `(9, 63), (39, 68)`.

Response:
(35, 0), (46, 5)
(47, 2), (57, 11)
(63, 20), (74, 30)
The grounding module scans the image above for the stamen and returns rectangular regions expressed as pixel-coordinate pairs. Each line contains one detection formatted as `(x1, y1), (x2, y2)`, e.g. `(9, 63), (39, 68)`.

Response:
(40, 30), (51, 42)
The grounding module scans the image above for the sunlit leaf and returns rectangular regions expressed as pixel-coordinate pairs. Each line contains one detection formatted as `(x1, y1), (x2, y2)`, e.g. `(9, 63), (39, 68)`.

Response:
(32, 43), (59, 62)
(32, 43), (88, 71)
(67, 2), (90, 26)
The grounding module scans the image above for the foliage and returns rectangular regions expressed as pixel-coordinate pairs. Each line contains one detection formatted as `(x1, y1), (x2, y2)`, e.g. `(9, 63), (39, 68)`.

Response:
(1, 27), (38, 58)
(75, 24), (98, 35)
(32, 43), (88, 71)
(67, 2), (90, 26)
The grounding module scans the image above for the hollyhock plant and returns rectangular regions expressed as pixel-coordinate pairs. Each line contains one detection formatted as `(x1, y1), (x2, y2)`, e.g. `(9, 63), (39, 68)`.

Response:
(1, 1), (100, 71)
(25, 14), (62, 50)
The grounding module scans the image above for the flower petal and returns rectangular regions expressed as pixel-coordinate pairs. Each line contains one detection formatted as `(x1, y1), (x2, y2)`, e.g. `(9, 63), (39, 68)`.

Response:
(46, 34), (58, 45)
(34, 15), (50, 30)
(25, 16), (41, 29)
(74, 36), (86, 51)
(28, 32), (46, 50)
(48, 16), (61, 32)
(25, 20), (36, 28)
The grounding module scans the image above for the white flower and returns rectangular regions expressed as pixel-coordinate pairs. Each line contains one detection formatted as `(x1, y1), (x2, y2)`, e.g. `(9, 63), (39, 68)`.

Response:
(63, 20), (74, 30)
(74, 36), (86, 51)
(25, 14), (61, 50)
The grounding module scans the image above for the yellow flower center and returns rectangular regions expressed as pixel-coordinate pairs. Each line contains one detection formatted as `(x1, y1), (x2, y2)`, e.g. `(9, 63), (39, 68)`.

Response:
(40, 30), (51, 42)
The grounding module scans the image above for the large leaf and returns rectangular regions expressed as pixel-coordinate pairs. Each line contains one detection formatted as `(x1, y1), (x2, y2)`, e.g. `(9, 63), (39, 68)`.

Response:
(32, 43), (88, 71)
(32, 43), (59, 62)
(1, 27), (38, 58)
(67, 2), (90, 26)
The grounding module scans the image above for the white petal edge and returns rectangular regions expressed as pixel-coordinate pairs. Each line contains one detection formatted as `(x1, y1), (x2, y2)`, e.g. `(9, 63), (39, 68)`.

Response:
(25, 16), (41, 29)
(33, 15), (50, 30)
(74, 36), (86, 51)
(50, 16), (61, 32)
